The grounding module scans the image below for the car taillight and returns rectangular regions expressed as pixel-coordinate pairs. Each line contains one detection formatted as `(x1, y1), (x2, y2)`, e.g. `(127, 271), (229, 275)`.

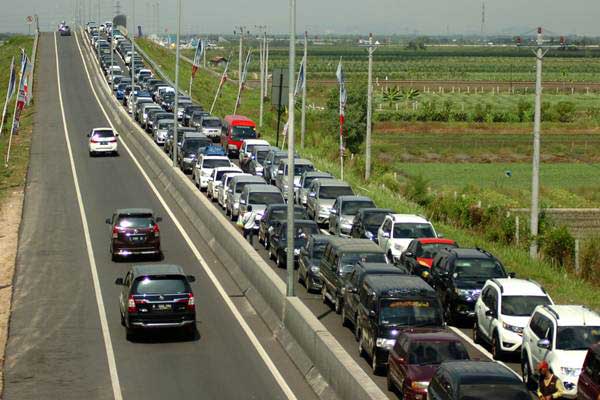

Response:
(108, 138), (117, 143)
(112, 226), (119, 238)
(187, 293), (195, 311)
(127, 295), (137, 313)
(153, 224), (160, 238)
(91, 138), (99, 143)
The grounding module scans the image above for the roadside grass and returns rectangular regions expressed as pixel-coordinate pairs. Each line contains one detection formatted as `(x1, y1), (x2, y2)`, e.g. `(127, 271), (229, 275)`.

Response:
(138, 39), (600, 311)
(0, 36), (34, 207)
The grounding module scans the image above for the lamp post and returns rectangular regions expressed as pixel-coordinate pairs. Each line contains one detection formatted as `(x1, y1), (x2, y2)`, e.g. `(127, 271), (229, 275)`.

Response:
(172, 0), (181, 168)
(286, 0), (296, 297)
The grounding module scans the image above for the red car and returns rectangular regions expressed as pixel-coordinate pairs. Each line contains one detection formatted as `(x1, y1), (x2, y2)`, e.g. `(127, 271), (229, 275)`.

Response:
(399, 238), (458, 280)
(106, 208), (162, 261)
(578, 343), (600, 400)
(220, 115), (257, 158)
(387, 328), (470, 399)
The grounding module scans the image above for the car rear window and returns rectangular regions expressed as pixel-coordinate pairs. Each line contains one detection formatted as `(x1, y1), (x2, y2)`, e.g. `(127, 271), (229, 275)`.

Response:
(341, 252), (386, 266)
(458, 384), (530, 400)
(203, 159), (231, 169)
(133, 276), (189, 295)
(341, 200), (376, 215)
(232, 126), (257, 140)
(93, 130), (115, 138)
(408, 340), (469, 365)
(393, 223), (435, 239)
(419, 243), (458, 258)
(249, 192), (284, 205)
(319, 186), (354, 199)
(117, 214), (154, 228)
(202, 119), (221, 128)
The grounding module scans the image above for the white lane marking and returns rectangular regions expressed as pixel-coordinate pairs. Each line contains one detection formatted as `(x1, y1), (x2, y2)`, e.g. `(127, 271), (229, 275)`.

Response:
(53, 32), (124, 400)
(448, 326), (523, 380)
(73, 31), (298, 400)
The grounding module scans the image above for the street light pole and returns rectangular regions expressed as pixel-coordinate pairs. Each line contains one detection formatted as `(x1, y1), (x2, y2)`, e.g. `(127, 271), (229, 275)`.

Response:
(131, 0), (135, 98)
(234, 25), (246, 104)
(300, 30), (307, 148)
(364, 33), (377, 181)
(530, 27), (544, 258)
(172, 0), (181, 168)
(286, 0), (296, 297)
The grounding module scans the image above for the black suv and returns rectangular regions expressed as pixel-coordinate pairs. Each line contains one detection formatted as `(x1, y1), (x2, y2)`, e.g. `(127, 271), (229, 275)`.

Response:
(428, 360), (531, 399)
(258, 204), (307, 249)
(298, 234), (333, 292)
(341, 261), (409, 336)
(350, 208), (392, 242)
(356, 275), (444, 375)
(430, 248), (511, 323)
(115, 264), (196, 340)
(319, 239), (386, 314)
(268, 220), (320, 268)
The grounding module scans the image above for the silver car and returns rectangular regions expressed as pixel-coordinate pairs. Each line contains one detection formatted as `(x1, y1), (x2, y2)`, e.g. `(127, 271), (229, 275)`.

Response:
(225, 175), (266, 220)
(306, 179), (354, 226)
(152, 119), (174, 145)
(238, 184), (284, 229)
(296, 171), (333, 206)
(273, 158), (314, 201)
(207, 167), (242, 201)
(217, 172), (247, 209)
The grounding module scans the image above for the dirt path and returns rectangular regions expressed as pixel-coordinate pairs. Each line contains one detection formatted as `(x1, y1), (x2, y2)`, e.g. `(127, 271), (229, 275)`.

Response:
(0, 189), (25, 395)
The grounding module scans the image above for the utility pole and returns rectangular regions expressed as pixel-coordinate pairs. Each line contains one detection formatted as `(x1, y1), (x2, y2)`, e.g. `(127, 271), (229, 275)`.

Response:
(286, 0), (296, 297)
(131, 0), (135, 100)
(361, 33), (378, 180)
(516, 27), (566, 258)
(255, 25), (267, 128)
(300, 30), (307, 148)
(173, 0), (181, 168)
(234, 25), (247, 103)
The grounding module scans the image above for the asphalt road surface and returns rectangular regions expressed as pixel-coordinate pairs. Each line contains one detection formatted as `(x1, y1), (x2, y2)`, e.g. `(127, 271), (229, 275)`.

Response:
(4, 32), (317, 400)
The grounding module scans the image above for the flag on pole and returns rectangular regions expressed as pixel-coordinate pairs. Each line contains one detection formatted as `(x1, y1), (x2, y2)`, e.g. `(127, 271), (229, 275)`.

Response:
(336, 57), (346, 133)
(7, 56), (17, 100)
(240, 50), (252, 89)
(191, 39), (204, 78)
(293, 56), (305, 99)
(11, 50), (29, 135)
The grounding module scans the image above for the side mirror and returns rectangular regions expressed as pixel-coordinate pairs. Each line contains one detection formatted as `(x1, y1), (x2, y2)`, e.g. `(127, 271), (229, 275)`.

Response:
(240, 199), (246, 205)
(330, 209), (337, 215)
(404, 251), (414, 258)
(537, 338), (551, 349)
(228, 189), (233, 194)
(308, 192), (316, 198)
(277, 170), (283, 175)
(155, 217), (162, 223)
(114, 277), (124, 285)
(105, 218), (112, 224)
(485, 309), (496, 317)
(382, 232), (390, 238)
(368, 310), (377, 319)
(187, 275), (196, 283)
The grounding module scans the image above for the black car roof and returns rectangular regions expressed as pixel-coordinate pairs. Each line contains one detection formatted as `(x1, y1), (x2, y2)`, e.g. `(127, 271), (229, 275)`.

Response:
(310, 234), (335, 244)
(363, 274), (436, 297)
(266, 203), (305, 212)
(131, 264), (185, 278)
(279, 219), (318, 228)
(358, 208), (393, 216)
(356, 262), (408, 275)
(337, 195), (373, 203)
(441, 248), (495, 259)
(329, 238), (383, 253)
(439, 360), (522, 385)
(116, 208), (154, 216)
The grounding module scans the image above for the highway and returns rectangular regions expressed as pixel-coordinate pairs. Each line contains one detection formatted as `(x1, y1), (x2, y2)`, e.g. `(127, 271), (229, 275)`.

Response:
(4, 32), (317, 400)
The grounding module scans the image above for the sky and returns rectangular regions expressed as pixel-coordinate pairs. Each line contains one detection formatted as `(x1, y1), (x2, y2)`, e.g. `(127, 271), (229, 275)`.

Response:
(2, 0), (600, 36)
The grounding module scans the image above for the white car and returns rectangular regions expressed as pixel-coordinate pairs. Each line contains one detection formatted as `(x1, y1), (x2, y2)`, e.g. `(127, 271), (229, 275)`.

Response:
(474, 278), (553, 359)
(217, 172), (247, 209)
(377, 214), (437, 263)
(207, 167), (242, 200)
(88, 127), (118, 156)
(192, 155), (233, 190)
(521, 305), (600, 398)
(136, 68), (152, 82)
(238, 139), (270, 163)
(107, 65), (122, 80)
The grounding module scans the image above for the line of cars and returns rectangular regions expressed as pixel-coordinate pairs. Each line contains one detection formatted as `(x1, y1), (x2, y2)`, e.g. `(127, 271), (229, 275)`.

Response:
(84, 27), (600, 399)
(84, 26), (198, 342)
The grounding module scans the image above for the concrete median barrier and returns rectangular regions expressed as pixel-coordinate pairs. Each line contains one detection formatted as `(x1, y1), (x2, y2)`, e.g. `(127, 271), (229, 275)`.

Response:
(77, 29), (387, 400)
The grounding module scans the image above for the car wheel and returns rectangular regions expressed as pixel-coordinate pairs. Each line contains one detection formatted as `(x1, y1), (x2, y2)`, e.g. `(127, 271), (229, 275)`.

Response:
(89, 150), (94, 157)
(276, 252), (284, 268)
(183, 324), (196, 340)
(342, 305), (350, 327)
(268, 246), (275, 261)
(386, 372), (395, 393)
(321, 286), (328, 305)
(522, 357), (536, 390)
(358, 332), (367, 358)
(444, 303), (454, 326)
(354, 315), (361, 341)
(491, 331), (503, 360)
(120, 312), (125, 326)
(306, 276), (314, 292)
(298, 270), (305, 285)
(125, 327), (135, 341)
(386, 251), (394, 264)
(372, 349), (382, 376)
(473, 321), (482, 344)
(334, 295), (342, 314)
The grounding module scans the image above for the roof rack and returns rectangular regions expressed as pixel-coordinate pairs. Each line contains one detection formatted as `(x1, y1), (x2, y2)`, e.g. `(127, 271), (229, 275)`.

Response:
(543, 305), (560, 320)
(491, 279), (504, 293)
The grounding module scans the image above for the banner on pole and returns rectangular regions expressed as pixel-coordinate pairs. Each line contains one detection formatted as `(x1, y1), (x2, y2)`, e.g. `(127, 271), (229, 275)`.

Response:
(11, 50), (29, 135)
(293, 56), (305, 99)
(191, 39), (204, 78)
(7, 56), (17, 100)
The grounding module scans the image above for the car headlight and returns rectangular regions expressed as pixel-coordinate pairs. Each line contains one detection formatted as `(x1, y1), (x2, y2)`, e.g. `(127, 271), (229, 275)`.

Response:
(411, 381), (429, 391)
(310, 266), (319, 273)
(502, 322), (523, 334)
(183, 157), (193, 162)
(340, 217), (353, 226)
(375, 338), (396, 350)
(560, 367), (582, 377)
(293, 248), (300, 256)
(283, 184), (289, 191)
(455, 288), (477, 299)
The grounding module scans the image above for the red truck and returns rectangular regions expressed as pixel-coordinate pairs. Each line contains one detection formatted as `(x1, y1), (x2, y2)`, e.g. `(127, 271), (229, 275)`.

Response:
(221, 115), (258, 158)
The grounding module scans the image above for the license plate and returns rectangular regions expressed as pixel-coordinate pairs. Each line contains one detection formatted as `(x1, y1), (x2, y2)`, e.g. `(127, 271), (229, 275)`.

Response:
(131, 236), (145, 242)
(155, 304), (172, 311)
(101, 141), (108, 145)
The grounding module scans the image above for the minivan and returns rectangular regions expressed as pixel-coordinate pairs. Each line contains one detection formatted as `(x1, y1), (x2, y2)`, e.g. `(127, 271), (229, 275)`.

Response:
(221, 115), (258, 158)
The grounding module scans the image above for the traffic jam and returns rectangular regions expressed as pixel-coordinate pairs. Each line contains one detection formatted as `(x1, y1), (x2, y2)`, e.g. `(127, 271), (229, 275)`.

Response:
(84, 22), (600, 400)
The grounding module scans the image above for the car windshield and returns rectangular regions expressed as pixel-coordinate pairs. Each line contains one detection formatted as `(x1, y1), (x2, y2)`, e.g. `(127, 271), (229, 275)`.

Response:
(312, 242), (327, 260)
(419, 243), (458, 258)
(393, 223), (435, 239)
(379, 298), (443, 327)
(287, 164), (314, 175)
(270, 208), (307, 222)
(158, 122), (173, 130)
(319, 186), (354, 199)
(202, 119), (221, 128)
(363, 212), (389, 229)
(249, 192), (284, 205)
(117, 215), (154, 228)
(556, 326), (600, 351)
(215, 170), (237, 180)
(92, 130), (115, 138)
(458, 385), (531, 400)
(232, 126), (257, 140)
(256, 150), (269, 163)
(281, 224), (319, 241)
(202, 159), (230, 169)
(454, 259), (506, 279)
(501, 295), (552, 317)
(303, 175), (327, 188)
(408, 341), (469, 365)
(341, 252), (386, 268)
(182, 140), (208, 152)
(133, 276), (189, 295)
(342, 200), (376, 215)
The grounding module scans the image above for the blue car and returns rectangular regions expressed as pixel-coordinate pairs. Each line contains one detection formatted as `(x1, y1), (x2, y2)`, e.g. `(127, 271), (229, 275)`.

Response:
(201, 145), (226, 157)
